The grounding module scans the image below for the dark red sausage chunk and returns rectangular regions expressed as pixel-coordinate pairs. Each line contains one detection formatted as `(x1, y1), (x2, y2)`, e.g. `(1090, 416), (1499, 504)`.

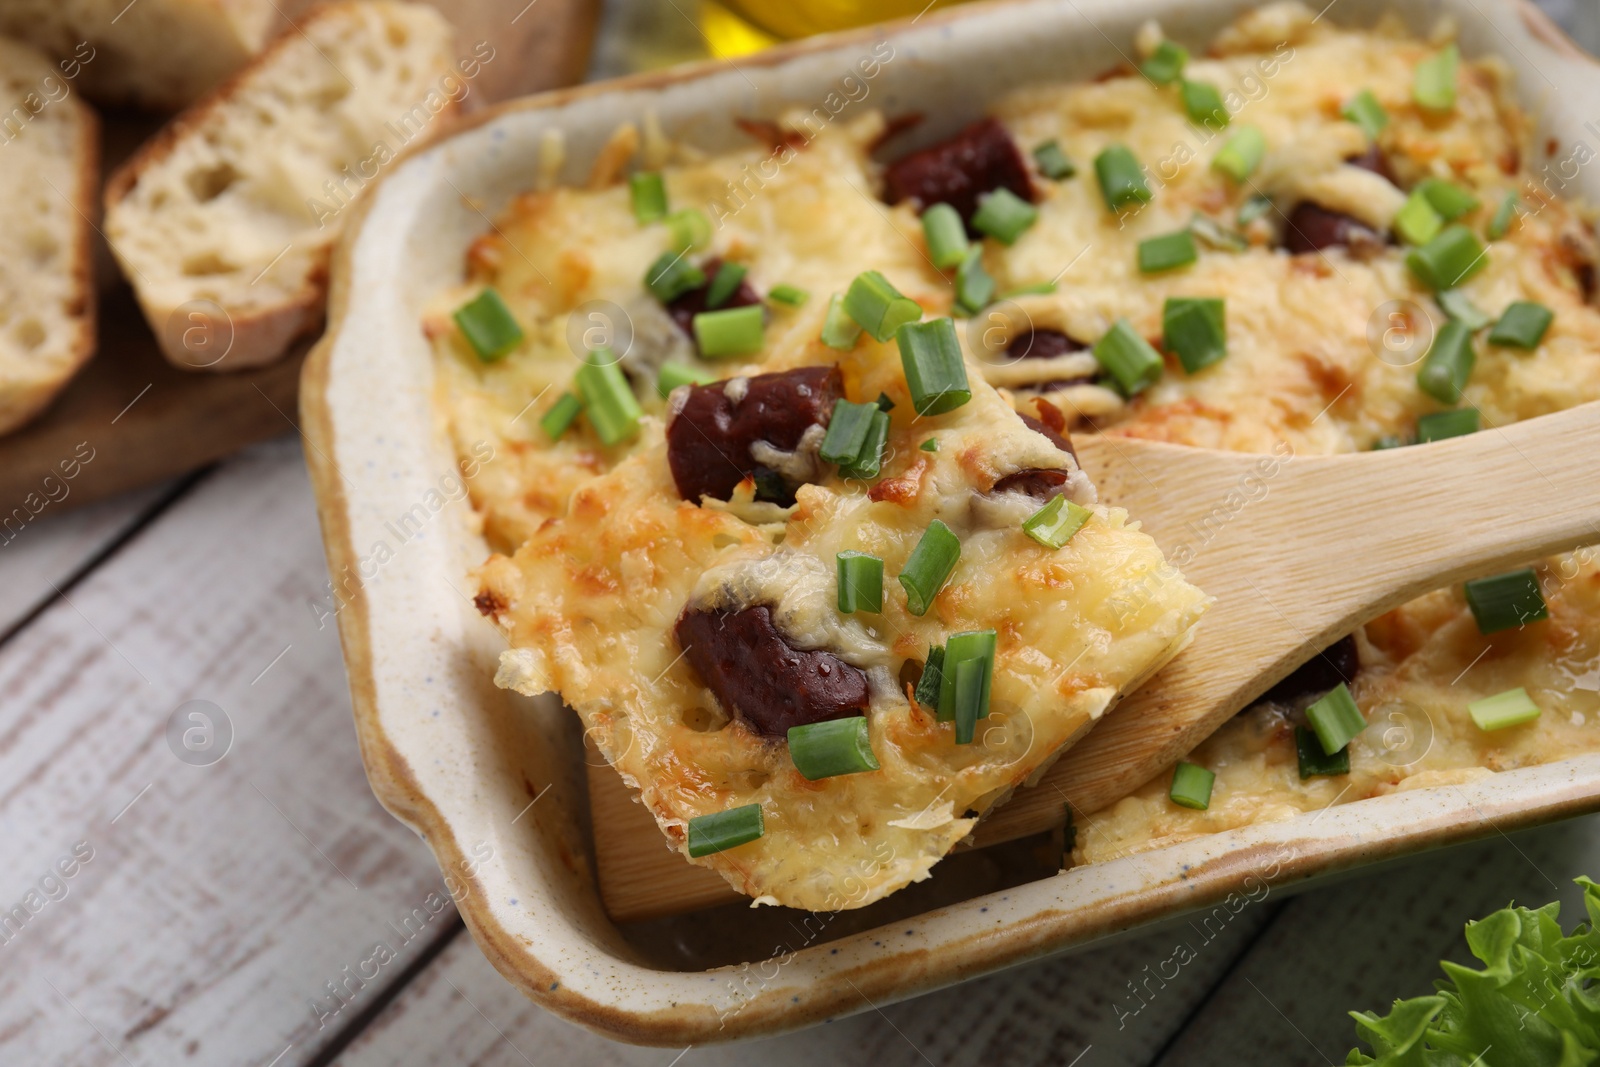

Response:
(666, 365), (841, 503)
(1004, 328), (1095, 392)
(1283, 202), (1385, 254)
(1260, 634), (1360, 706)
(665, 257), (763, 340)
(675, 606), (870, 738)
(1345, 144), (1397, 184)
(884, 117), (1035, 224)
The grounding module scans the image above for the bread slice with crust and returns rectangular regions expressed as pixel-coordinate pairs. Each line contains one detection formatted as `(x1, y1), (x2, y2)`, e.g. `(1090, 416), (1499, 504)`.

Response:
(104, 1), (459, 371)
(0, 36), (98, 437)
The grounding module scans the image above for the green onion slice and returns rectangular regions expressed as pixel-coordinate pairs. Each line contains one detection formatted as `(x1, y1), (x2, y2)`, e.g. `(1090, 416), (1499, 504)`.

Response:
(1413, 43), (1459, 113)
(1406, 224), (1488, 291)
(1138, 230), (1198, 273)
(875, 392), (896, 412)
(1416, 319), (1476, 404)
(656, 361), (715, 397)
(844, 270), (923, 342)
(1033, 139), (1076, 180)
(1141, 39), (1188, 84)
(1212, 125), (1266, 182)
(573, 353), (643, 446)
(1190, 214), (1248, 252)
(453, 288), (524, 362)
(1418, 178), (1479, 222)
(1169, 761), (1215, 810)
(954, 245), (995, 315)
(629, 171), (668, 223)
(693, 305), (765, 359)
(539, 391), (584, 440)
(1296, 726), (1350, 779)
(899, 519), (960, 617)
(1416, 408), (1479, 442)
(1437, 288), (1492, 331)
(971, 188), (1038, 245)
(1095, 145), (1153, 213)
(1371, 434), (1410, 451)
(837, 409), (890, 480)
(1163, 297), (1227, 374)
(787, 716), (880, 780)
(666, 207), (711, 251)
(999, 281), (1057, 299)
(821, 293), (863, 350)
(1488, 191), (1519, 240)
(914, 645), (945, 710)
(820, 399), (877, 465)
(1093, 318), (1164, 396)
(704, 261), (748, 309)
(1342, 89), (1389, 140)
(1468, 687), (1542, 732)
(936, 629), (997, 744)
(1022, 495), (1092, 549)
(836, 551), (884, 614)
(1180, 80), (1229, 129)
(920, 437), (940, 452)
(1394, 189), (1444, 247)
(1464, 568), (1548, 634)
(644, 252), (706, 303)
(951, 658), (985, 745)
(1306, 682), (1366, 756)
(686, 803), (764, 857)
(898, 318), (971, 415)
(921, 202), (970, 270)
(767, 283), (809, 307)
(1488, 301), (1553, 349)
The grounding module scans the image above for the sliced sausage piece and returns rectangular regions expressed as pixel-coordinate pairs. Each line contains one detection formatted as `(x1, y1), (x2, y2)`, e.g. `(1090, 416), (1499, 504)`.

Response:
(1260, 633), (1359, 705)
(1345, 144), (1397, 184)
(992, 467), (1069, 499)
(883, 117), (1035, 224)
(675, 605), (870, 738)
(664, 257), (763, 342)
(666, 365), (841, 503)
(1283, 202), (1384, 254)
(1017, 411), (1075, 458)
(1007, 328), (1085, 362)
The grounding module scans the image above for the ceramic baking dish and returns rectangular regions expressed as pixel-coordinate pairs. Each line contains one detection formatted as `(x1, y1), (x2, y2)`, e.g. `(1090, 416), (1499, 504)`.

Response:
(301, 0), (1600, 1044)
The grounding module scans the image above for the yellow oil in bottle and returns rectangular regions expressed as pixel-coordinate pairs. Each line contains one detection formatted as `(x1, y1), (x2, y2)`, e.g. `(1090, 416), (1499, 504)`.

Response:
(698, 0), (966, 57)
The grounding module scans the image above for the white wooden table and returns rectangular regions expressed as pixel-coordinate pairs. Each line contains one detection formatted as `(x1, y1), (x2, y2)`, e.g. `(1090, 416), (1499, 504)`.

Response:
(5, 2), (1598, 1063)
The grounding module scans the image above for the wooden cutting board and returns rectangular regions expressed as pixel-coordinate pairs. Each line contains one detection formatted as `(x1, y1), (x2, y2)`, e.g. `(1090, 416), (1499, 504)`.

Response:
(0, 0), (598, 522)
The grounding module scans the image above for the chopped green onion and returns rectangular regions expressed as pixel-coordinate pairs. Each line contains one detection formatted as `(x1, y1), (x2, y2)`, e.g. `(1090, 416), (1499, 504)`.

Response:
(693, 305), (765, 358)
(820, 399), (877, 465)
(1306, 682), (1366, 756)
(1488, 191), (1519, 240)
(1406, 224), (1488, 291)
(954, 245), (995, 315)
(767, 283), (809, 307)
(1093, 318), (1164, 396)
(1296, 725), (1350, 779)
(1190, 214), (1248, 251)
(1416, 408), (1479, 442)
(1371, 434), (1410, 450)
(875, 392), (895, 412)
(1211, 126), (1266, 182)
(1138, 229), (1198, 273)
(821, 293), (863, 350)
(837, 409), (890, 480)
(936, 630), (997, 743)
(1238, 194), (1273, 225)
(629, 171), (668, 223)
(540, 391), (584, 440)
(573, 353), (643, 446)
(844, 270), (922, 342)
(971, 188), (1038, 245)
(1163, 297), (1227, 374)
(1468, 687), (1542, 732)
(897, 318), (971, 415)
(1418, 178), (1479, 222)
(1437, 289), (1492, 330)
(1169, 761), (1215, 810)
(1416, 320), (1476, 404)
(656, 361), (715, 397)
(644, 252), (706, 303)
(1095, 145), (1153, 213)
(921, 203), (969, 270)
(899, 519), (960, 616)
(1394, 189), (1445, 246)
(666, 207), (711, 251)
(836, 551), (884, 614)
(1140, 39), (1188, 85)
(1342, 89), (1389, 140)
(686, 803), (764, 857)
(999, 281), (1058, 299)
(1488, 301), (1554, 349)
(920, 437), (940, 452)
(1022, 495), (1092, 549)
(1413, 43), (1459, 114)
(1180, 80), (1229, 129)
(914, 645), (944, 710)
(1033, 139), (1076, 180)
(787, 717), (880, 779)
(453, 288), (524, 361)
(1464, 568), (1548, 634)
(704, 261), (747, 309)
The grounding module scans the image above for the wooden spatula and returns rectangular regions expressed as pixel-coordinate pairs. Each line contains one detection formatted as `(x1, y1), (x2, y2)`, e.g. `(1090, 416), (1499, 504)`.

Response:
(589, 400), (1600, 921)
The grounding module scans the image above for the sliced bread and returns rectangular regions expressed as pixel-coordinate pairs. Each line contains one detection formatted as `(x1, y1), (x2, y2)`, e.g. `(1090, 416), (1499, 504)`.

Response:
(0, 36), (98, 437)
(104, 1), (459, 371)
